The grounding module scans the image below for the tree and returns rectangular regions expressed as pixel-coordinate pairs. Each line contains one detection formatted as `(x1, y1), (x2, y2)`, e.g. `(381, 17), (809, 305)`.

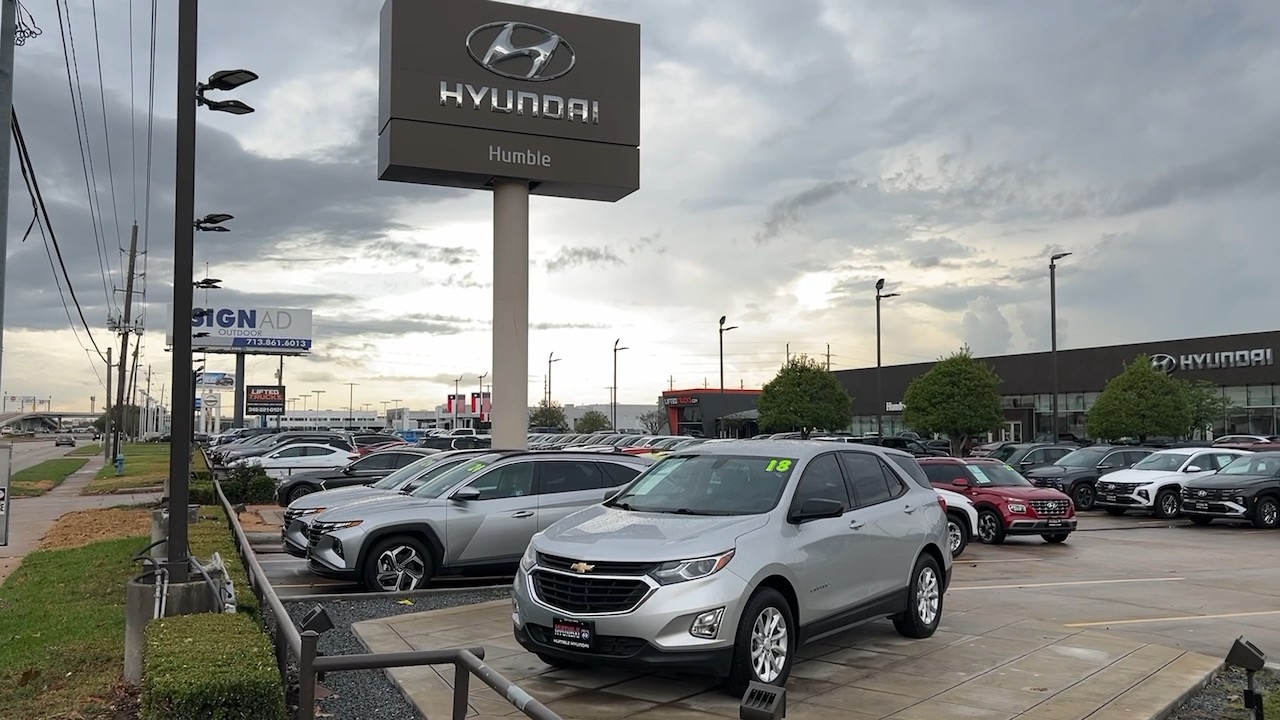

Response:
(527, 399), (569, 431)
(1085, 354), (1192, 442)
(574, 410), (612, 433)
(1179, 379), (1231, 439)
(638, 407), (668, 435)
(757, 355), (852, 438)
(902, 346), (1003, 456)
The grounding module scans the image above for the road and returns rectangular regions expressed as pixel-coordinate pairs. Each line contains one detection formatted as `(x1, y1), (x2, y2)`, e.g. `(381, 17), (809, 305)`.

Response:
(9, 439), (85, 473)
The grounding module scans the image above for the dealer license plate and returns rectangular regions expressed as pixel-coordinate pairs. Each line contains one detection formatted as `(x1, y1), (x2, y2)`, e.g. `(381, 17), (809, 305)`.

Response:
(1195, 502), (1209, 510)
(1046, 519), (1064, 527)
(550, 618), (595, 651)
(1104, 494), (1117, 502)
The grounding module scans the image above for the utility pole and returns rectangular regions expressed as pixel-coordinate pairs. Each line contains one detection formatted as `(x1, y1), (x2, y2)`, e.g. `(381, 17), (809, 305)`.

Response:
(112, 223), (140, 459)
(104, 347), (112, 463)
(785, 343), (789, 364)
(126, 327), (141, 440)
(344, 382), (357, 429)
(140, 365), (151, 439)
(0, 0), (19, 395)
(668, 376), (674, 391)
(276, 356), (284, 429)
(826, 343), (831, 371)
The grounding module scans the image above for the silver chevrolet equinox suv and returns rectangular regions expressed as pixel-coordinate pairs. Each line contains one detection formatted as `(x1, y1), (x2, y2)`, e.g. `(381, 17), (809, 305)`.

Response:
(513, 440), (952, 695)
(306, 451), (653, 590)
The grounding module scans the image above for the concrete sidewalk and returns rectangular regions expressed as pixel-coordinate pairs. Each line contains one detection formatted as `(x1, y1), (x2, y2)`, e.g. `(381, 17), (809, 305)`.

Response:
(0, 454), (162, 584)
(353, 601), (1222, 720)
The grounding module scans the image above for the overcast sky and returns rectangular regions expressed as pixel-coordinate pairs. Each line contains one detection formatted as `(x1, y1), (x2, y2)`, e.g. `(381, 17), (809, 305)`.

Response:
(5, 0), (1278, 413)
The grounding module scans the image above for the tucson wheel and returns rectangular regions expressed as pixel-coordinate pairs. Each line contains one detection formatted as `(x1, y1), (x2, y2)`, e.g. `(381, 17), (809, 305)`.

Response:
(727, 588), (795, 696)
(946, 514), (969, 557)
(976, 509), (1006, 544)
(362, 536), (434, 592)
(1154, 490), (1181, 519)
(1072, 483), (1096, 511)
(893, 554), (943, 639)
(1251, 497), (1280, 529)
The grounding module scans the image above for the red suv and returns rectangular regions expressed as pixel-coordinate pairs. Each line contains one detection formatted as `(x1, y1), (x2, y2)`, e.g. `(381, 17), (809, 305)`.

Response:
(919, 457), (1077, 544)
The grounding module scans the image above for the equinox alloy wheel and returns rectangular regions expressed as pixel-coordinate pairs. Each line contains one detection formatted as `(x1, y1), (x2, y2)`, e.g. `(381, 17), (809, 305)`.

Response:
(362, 536), (434, 592)
(727, 588), (795, 695)
(893, 554), (943, 638)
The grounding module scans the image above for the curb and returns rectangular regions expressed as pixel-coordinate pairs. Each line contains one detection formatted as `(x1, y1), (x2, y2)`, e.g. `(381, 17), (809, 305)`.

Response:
(282, 584), (511, 604)
(1152, 659), (1224, 720)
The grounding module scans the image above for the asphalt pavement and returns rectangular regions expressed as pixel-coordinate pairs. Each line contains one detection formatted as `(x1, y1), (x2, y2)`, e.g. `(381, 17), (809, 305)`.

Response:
(8, 438), (85, 473)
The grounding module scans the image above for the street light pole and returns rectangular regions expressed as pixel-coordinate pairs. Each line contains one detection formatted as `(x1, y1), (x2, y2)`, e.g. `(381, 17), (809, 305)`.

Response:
(453, 375), (463, 429)
(874, 278), (900, 438)
(1050, 252), (1072, 440)
(477, 372), (487, 428)
(391, 398), (402, 431)
(344, 382), (357, 429)
(547, 352), (560, 406)
(312, 390), (324, 429)
(718, 316), (738, 438)
(612, 340), (628, 430)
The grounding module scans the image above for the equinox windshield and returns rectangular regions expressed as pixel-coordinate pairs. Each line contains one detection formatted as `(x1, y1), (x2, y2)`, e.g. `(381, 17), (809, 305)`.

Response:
(607, 454), (798, 515)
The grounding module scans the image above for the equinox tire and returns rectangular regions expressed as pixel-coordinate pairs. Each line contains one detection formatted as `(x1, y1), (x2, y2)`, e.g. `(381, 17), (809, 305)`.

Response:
(893, 554), (943, 639)
(362, 536), (434, 592)
(727, 588), (795, 696)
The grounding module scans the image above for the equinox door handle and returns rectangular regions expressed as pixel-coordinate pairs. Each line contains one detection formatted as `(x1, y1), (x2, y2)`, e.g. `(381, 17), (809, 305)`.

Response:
(511, 511), (534, 519)
(849, 519), (866, 530)
(903, 504), (918, 514)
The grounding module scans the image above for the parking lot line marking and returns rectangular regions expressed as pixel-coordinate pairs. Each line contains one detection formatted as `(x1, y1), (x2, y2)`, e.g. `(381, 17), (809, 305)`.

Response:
(962, 558), (1040, 564)
(272, 582), (355, 588)
(1064, 609), (1280, 627)
(951, 577), (1185, 591)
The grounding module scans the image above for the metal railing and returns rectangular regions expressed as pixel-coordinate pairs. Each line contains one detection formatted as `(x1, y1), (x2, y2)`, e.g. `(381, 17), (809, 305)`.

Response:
(212, 480), (562, 720)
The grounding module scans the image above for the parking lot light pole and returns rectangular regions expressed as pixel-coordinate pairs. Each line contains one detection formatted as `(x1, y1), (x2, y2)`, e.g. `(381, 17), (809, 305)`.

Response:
(547, 352), (560, 406)
(874, 279), (900, 438)
(612, 340), (628, 430)
(718, 316), (737, 438)
(390, 398), (402, 431)
(344, 382), (357, 429)
(1050, 252), (1072, 440)
(477, 372), (487, 428)
(453, 376), (463, 429)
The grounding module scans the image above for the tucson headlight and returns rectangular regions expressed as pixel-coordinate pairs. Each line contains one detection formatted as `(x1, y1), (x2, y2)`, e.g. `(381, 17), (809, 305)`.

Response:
(1006, 503), (1027, 514)
(325, 520), (362, 531)
(651, 550), (735, 585)
(294, 507), (325, 516)
(520, 544), (537, 572)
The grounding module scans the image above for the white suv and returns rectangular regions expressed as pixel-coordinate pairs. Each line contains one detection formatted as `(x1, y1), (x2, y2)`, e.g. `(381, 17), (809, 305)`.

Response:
(1094, 447), (1252, 518)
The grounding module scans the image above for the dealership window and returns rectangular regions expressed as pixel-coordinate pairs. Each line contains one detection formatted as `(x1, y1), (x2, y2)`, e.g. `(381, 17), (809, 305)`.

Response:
(1067, 393), (1086, 412)
(1247, 385), (1273, 407)
(1224, 386), (1248, 408)
(1033, 394), (1049, 412)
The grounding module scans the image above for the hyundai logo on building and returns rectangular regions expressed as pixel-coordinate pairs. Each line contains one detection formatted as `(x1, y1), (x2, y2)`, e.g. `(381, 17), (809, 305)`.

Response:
(1149, 349), (1273, 374)
(466, 22), (576, 81)
(1150, 354), (1178, 374)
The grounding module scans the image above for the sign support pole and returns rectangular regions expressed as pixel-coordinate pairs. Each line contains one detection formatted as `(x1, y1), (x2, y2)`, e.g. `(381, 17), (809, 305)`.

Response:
(233, 353), (246, 428)
(491, 178), (529, 450)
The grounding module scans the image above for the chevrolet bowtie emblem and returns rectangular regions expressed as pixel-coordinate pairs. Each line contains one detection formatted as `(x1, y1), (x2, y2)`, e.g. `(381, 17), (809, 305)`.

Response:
(569, 562), (595, 573)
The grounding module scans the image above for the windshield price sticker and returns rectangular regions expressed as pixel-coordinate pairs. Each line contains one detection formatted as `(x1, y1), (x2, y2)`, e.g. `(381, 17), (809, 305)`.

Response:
(466, 462), (486, 472)
(764, 459), (794, 473)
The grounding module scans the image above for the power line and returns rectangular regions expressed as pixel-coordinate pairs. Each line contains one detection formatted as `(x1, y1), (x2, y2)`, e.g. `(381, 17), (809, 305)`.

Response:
(88, 0), (125, 261)
(53, 0), (115, 315)
(128, 0), (135, 219)
(12, 108), (109, 362)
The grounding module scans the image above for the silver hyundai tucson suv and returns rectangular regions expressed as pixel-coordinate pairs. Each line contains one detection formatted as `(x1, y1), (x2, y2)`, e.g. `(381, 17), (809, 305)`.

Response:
(306, 451), (653, 590)
(281, 449), (495, 558)
(513, 440), (952, 695)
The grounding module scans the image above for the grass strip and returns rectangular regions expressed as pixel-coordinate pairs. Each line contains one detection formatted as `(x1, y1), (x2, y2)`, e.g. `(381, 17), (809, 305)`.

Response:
(9, 457), (89, 497)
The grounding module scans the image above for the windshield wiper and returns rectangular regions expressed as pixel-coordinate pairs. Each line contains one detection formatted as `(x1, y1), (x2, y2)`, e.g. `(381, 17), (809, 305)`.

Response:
(667, 507), (714, 515)
(604, 499), (635, 511)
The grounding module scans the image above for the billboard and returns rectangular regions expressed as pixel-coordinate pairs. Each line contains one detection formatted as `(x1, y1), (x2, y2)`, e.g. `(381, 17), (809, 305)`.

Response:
(195, 371), (236, 389)
(378, 0), (641, 202)
(165, 305), (313, 355)
(246, 386), (286, 416)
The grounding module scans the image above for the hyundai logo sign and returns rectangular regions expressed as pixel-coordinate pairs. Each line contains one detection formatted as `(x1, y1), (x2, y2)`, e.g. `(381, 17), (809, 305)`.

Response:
(466, 21), (576, 81)
(1150, 354), (1178, 374)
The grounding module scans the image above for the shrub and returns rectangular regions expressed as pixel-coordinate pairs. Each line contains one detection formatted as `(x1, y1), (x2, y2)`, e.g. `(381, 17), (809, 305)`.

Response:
(218, 463), (276, 505)
(141, 612), (286, 720)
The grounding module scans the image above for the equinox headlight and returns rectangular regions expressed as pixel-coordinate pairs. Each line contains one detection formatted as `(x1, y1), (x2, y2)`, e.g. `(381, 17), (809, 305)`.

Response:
(520, 544), (537, 572)
(651, 550), (735, 585)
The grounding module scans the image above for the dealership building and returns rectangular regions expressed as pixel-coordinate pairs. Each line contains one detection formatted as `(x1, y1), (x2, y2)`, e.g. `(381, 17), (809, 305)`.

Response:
(831, 331), (1280, 441)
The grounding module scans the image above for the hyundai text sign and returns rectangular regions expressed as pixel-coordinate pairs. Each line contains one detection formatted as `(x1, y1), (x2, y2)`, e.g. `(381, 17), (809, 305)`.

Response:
(378, 0), (640, 201)
(1149, 348), (1274, 374)
(165, 305), (313, 355)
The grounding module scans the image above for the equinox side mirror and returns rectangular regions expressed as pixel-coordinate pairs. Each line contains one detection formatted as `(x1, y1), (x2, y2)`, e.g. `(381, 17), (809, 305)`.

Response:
(951, 478), (970, 487)
(787, 498), (844, 524)
(452, 486), (481, 502)
(1184, 465), (1202, 473)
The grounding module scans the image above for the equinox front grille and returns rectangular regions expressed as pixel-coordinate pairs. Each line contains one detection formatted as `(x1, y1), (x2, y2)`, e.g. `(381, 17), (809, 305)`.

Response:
(531, 570), (649, 614)
(1029, 499), (1070, 517)
(536, 553), (656, 576)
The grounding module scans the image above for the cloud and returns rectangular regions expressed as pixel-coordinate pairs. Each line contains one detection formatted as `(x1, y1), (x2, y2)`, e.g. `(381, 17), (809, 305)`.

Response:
(960, 296), (1014, 356)
(544, 246), (625, 272)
